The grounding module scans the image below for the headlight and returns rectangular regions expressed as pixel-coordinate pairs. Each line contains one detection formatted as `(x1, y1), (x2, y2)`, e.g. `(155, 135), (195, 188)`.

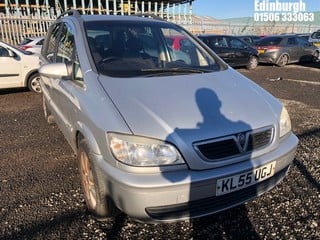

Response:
(108, 133), (184, 167)
(279, 106), (292, 138)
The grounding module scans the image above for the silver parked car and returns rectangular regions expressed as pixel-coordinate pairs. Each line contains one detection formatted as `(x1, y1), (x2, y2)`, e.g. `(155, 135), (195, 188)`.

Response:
(253, 34), (319, 66)
(18, 37), (44, 54)
(39, 11), (298, 223)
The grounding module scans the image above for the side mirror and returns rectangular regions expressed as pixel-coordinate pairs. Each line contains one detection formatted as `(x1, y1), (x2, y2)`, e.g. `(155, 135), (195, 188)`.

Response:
(39, 63), (70, 79)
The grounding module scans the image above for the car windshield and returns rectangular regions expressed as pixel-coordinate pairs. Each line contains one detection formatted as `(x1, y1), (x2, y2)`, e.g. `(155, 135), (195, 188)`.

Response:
(84, 21), (223, 77)
(255, 37), (282, 46)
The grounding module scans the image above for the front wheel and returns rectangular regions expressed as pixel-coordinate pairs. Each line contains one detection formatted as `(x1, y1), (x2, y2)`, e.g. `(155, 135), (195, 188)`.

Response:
(27, 73), (42, 93)
(246, 56), (258, 70)
(78, 138), (120, 219)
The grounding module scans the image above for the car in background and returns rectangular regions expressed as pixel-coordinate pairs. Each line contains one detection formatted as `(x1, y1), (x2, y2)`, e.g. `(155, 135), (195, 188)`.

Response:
(309, 30), (320, 47)
(39, 11), (298, 223)
(253, 34), (319, 67)
(0, 41), (41, 93)
(236, 35), (261, 45)
(18, 37), (44, 54)
(198, 34), (259, 70)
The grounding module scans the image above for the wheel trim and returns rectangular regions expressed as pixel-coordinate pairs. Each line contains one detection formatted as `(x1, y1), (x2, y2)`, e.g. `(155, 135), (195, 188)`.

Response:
(279, 55), (288, 66)
(249, 57), (258, 68)
(79, 151), (97, 209)
(30, 76), (42, 93)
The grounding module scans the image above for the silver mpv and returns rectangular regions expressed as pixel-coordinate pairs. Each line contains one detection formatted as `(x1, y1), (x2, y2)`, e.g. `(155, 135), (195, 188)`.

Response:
(39, 11), (298, 223)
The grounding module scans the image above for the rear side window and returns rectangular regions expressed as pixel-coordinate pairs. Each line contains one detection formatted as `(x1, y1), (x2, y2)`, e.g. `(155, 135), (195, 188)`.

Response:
(228, 38), (246, 48)
(256, 37), (282, 46)
(287, 37), (297, 45)
(205, 36), (228, 48)
(36, 39), (44, 45)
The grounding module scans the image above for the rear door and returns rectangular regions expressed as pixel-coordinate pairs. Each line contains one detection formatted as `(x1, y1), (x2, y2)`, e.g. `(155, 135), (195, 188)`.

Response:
(227, 36), (250, 66)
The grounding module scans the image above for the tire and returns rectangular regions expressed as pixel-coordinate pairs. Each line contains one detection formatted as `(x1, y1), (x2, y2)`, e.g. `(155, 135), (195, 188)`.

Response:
(78, 138), (120, 219)
(27, 73), (42, 93)
(246, 56), (258, 70)
(277, 54), (289, 67)
(42, 94), (55, 124)
(312, 51), (319, 63)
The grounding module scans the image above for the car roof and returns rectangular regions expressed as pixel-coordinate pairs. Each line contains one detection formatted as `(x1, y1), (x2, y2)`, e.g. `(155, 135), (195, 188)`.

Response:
(58, 11), (168, 25)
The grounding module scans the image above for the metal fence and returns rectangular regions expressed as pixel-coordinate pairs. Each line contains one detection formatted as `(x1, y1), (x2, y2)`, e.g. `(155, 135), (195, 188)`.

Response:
(1, 14), (319, 46)
(0, 15), (54, 45)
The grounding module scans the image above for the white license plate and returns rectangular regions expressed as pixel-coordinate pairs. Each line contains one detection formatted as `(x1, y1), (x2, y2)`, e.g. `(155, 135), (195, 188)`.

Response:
(216, 161), (276, 196)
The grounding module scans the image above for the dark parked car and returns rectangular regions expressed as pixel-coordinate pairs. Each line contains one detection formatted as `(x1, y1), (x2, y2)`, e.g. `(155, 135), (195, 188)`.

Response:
(253, 34), (319, 67)
(198, 34), (259, 70)
(236, 35), (261, 45)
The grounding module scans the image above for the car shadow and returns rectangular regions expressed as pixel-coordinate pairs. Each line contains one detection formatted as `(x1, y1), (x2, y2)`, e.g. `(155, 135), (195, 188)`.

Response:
(0, 88), (29, 95)
(297, 61), (320, 69)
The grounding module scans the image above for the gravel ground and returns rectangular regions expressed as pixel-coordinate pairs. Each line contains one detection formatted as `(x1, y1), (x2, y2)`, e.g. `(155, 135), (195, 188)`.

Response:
(0, 64), (319, 239)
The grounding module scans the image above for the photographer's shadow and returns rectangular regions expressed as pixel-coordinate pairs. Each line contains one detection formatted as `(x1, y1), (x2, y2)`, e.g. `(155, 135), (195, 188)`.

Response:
(163, 88), (259, 239)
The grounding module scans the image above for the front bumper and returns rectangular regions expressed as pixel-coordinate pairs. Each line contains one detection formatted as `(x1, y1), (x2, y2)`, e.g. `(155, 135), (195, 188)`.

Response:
(96, 133), (298, 223)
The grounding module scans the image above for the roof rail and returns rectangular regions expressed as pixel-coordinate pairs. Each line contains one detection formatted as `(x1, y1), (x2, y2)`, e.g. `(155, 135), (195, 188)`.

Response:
(57, 10), (81, 19)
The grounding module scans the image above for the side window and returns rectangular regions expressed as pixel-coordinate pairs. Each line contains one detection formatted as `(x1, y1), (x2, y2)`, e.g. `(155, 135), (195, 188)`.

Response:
(214, 37), (228, 47)
(45, 23), (61, 62)
(0, 46), (9, 57)
(163, 30), (191, 65)
(229, 38), (245, 48)
(242, 37), (251, 44)
(287, 37), (297, 45)
(58, 23), (83, 82)
(296, 37), (308, 46)
(56, 23), (75, 64)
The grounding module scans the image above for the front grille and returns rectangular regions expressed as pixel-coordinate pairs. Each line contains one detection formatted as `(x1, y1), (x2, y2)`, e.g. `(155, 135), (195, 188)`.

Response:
(146, 166), (288, 221)
(194, 127), (274, 161)
(247, 128), (273, 151)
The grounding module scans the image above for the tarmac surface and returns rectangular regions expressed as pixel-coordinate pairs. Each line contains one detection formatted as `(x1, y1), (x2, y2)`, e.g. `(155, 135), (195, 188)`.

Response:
(0, 63), (319, 239)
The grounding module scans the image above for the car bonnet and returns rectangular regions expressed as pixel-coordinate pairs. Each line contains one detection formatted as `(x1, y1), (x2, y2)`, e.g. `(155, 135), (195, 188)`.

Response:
(98, 69), (282, 169)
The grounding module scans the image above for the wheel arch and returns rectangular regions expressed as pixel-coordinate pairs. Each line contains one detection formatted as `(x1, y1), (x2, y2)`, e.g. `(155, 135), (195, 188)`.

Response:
(74, 123), (102, 157)
(277, 52), (290, 61)
(276, 53), (290, 66)
(24, 69), (39, 87)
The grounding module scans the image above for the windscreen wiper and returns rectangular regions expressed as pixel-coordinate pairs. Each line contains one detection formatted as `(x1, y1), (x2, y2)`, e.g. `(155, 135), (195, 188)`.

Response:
(140, 67), (213, 76)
